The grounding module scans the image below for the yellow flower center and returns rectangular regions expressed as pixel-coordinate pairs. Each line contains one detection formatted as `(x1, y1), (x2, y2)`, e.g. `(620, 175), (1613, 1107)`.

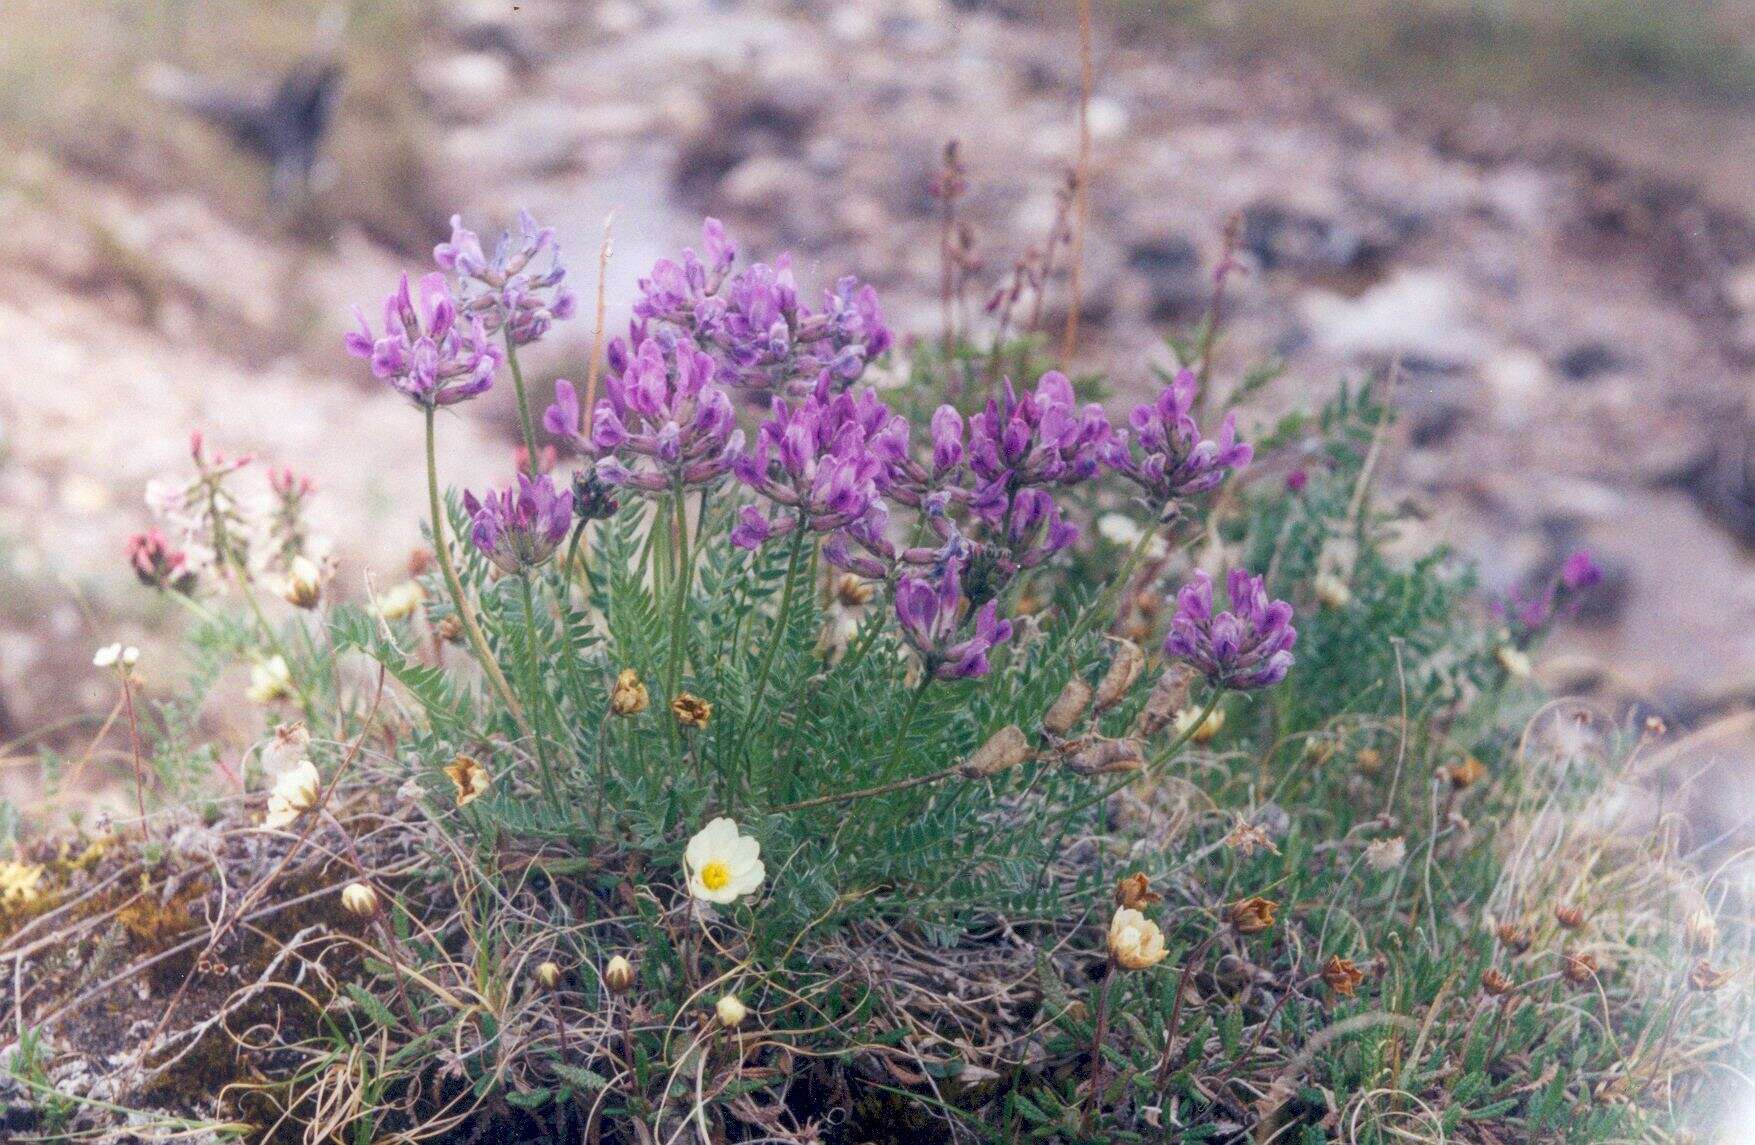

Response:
(700, 860), (731, 892)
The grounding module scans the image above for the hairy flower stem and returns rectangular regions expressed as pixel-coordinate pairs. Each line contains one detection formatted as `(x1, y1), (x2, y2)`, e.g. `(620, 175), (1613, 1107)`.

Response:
(504, 334), (541, 479)
(732, 529), (808, 781)
(771, 753), (969, 813)
(664, 482), (698, 703)
(884, 679), (933, 777)
(120, 674), (149, 841)
(1081, 962), (1113, 1131)
(1154, 930), (1220, 1090)
(1076, 514), (1168, 643)
(518, 574), (562, 809)
(423, 406), (527, 731)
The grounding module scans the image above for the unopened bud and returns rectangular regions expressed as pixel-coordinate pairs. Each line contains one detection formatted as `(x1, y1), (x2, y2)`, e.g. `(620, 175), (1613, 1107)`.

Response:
(715, 994), (748, 1027)
(535, 961), (563, 990)
(604, 954), (635, 994)
(1043, 676), (1093, 738)
(1684, 910), (1717, 955)
(340, 882), (379, 918)
(958, 724), (1032, 778)
(1229, 896), (1278, 935)
(436, 614), (464, 643)
(1065, 738), (1145, 776)
(282, 556), (324, 609)
(1092, 640), (1144, 714)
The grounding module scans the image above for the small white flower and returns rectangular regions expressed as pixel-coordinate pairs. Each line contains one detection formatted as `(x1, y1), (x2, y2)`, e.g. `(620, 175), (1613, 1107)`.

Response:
(1495, 645), (1532, 679)
(247, 656), (294, 704)
(122, 646), (140, 666)
(370, 581), (427, 621)
(684, 817), (765, 905)
(715, 993), (749, 1027)
(260, 759), (321, 830)
(1107, 907), (1168, 970)
(1097, 513), (1167, 558)
(93, 643), (122, 669)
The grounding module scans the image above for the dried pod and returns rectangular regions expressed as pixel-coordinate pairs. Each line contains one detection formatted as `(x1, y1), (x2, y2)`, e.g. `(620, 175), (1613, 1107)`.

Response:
(1066, 738), (1145, 776)
(1092, 640), (1145, 714)
(1043, 676), (1093, 738)
(1320, 956), (1364, 998)
(959, 724), (1032, 779)
(1132, 666), (1193, 738)
(1114, 872), (1161, 911)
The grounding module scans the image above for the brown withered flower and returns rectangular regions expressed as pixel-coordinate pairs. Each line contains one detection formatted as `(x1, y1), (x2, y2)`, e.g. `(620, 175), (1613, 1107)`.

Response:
(407, 547), (435, 577)
(1230, 896), (1278, 935)
(671, 693), (712, 729)
(1114, 872), (1162, 911)
(1225, 819), (1279, 858)
(1688, 961), (1732, 993)
(435, 614), (464, 644)
(1553, 904), (1587, 931)
(1355, 747), (1383, 775)
(1684, 909), (1717, 955)
(833, 575), (875, 608)
(1494, 923), (1533, 955)
(1320, 955), (1365, 998)
(610, 669), (649, 716)
(1043, 676), (1093, 738)
(1446, 756), (1489, 790)
(1065, 738), (1145, 776)
(1092, 639), (1145, 714)
(1131, 666), (1192, 738)
(958, 724), (1032, 779)
(1481, 968), (1516, 997)
(444, 754), (492, 808)
(1561, 950), (1599, 987)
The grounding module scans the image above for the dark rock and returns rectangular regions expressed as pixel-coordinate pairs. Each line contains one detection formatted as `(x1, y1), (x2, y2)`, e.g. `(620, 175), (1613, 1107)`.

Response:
(1125, 236), (1205, 321)
(1555, 341), (1620, 383)
(1661, 414), (1755, 548)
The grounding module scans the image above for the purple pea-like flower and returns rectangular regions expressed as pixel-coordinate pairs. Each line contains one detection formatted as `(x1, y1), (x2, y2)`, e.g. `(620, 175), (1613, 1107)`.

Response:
(345, 272), (501, 408)
(1165, 569), (1297, 691)
(1103, 368), (1252, 516)
(967, 371), (1112, 515)
(463, 472), (574, 574)
(547, 334), (742, 494)
(1560, 549), (1601, 591)
(436, 210), (576, 347)
(894, 560), (1014, 681)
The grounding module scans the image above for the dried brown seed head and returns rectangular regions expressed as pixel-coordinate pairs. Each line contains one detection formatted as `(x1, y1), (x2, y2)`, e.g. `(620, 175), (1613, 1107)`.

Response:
(1355, 747), (1383, 774)
(1114, 872), (1161, 911)
(1688, 961), (1731, 993)
(834, 575), (875, 608)
(1320, 956), (1365, 998)
(1481, 968), (1515, 996)
(1554, 904), (1587, 931)
(444, 755), (492, 808)
(1561, 950), (1599, 987)
(671, 693), (712, 729)
(1225, 820), (1279, 858)
(1446, 756), (1488, 790)
(1494, 923), (1533, 955)
(610, 669), (650, 716)
(1066, 738), (1145, 776)
(436, 614), (464, 643)
(1229, 896), (1278, 935)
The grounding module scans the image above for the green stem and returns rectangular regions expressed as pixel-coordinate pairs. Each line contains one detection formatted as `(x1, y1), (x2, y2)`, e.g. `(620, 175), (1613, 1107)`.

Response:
(519, 573), (561, 809)
(424, 406), (527, 731)
(732, 529), (809, 777)
(1075, 513), (1165, 642)
(884, 678), (933, 776)
(504, 334), (541, 478)
(664, 481), (696, 701)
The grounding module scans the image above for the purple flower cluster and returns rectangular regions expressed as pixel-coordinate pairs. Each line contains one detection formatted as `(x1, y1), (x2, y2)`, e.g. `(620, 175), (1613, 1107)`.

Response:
(463, 473), (574, 574)
(345, 273), (501, 408)
(631, 219), (892, 396)
(1499, 549), (1603, 642)
(1165, 569), (1297, 690)
(545, 335), (742, 494)
(894, 560), (1014, 681)
(968, 372), (1111, 506)
(435, 210), (576, 347)
(1103, 368), (1252, 516)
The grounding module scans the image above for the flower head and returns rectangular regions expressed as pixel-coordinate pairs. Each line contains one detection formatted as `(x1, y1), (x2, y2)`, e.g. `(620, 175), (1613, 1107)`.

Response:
(1229, 895), (1278, 935)
(610, 669), (649, 716)
(1320, 955), (1365, 998)
(340, 882), (379, 917)
(435, 210), (576, 347)
(261, 759), (321, 830)
(684, 817), (765, 905)
(281, 555), (325, 609)
(345, 272), (501, 407)
(1107, 907), (1168, 970)
(1172, 705), (1225, 744)
(371, 580), (427, 621)
(730, 388), (901, 551)
(0, 860), (44, 906)
(1561, 950), (1599, 987)
(671, 693), (712, 729)
(1114, 872), (1161, 911)
(463, 473), (573, 574)
(1102, 368), (1251, 516)
(893, 560), (1014, 681)
(968, 371), (1111, 496)
(715, 993), (750, 1027)
(247, 656), (294, 704)
(1364, 836), (1406, 872)
(535, 961), (563, 990)
(127, 529), (197, 595)
(1689, 961), (1732, 992)
(1165, 569), (1297, 691)
(1481, 968), (1516, 997)
(93, 643), (140, 672)
(604, 954), (636, 994)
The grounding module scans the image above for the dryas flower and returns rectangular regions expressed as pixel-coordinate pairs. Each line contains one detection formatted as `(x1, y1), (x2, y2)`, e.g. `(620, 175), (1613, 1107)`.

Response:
(1320, 956), (1365, 998)
(345, 272), (501, 408)
(1102, 368), (1251, 517)
(463, 472), (573, 574)
(435, 210), (576, 347)
(1107, 907), (1168, 970)
(610, 669), (649, 716)
(894, 560), (1014, 681)
(247, 656), (295, 704)
(340, 882), (379, 917)
(1173, 705), (1225, 744)
(604, 955), (636, 994)
(684, 817), (765, 905)
(671, 693), (712, 729)
(1363, 836), (1406, 872)
(535, 961), (563, 990)
(261, 759), (321, 830)
(444, 755), (492, 808)
(715, 993), (750, 1027)
(1229, 896), (1278, 935)
(550, 335), (742, 494)
(1166, 569), (1297, 691)
(370, 580), (427, 621)
(1314, 572), (1351, 610)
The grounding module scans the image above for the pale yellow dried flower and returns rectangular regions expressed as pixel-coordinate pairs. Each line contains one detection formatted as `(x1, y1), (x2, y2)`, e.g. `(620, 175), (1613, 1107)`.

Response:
(444, 755), (492, 808)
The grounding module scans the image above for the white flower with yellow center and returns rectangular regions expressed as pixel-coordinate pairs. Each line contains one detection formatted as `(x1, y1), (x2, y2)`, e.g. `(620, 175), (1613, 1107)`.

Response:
(684, 817), (765, 905)
(261, 758), (321, 830)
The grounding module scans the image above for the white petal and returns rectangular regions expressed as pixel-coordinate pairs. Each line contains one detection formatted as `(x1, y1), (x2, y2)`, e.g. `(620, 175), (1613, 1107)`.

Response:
(729, 859), (765, 896)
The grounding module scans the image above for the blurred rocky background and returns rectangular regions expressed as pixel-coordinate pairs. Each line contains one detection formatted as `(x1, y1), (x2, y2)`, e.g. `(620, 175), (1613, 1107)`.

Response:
(4, 0), (1755, 820)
